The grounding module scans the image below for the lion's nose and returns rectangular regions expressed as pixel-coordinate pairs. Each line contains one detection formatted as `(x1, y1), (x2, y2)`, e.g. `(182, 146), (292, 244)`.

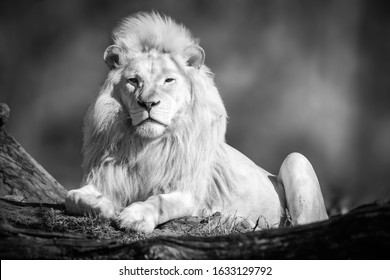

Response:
(137, 100), (161, 112)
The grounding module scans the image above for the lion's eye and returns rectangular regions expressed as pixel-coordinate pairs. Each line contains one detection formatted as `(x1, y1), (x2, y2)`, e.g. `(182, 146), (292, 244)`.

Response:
(165, 78), (175, 83)
(128, 78), (139, 85)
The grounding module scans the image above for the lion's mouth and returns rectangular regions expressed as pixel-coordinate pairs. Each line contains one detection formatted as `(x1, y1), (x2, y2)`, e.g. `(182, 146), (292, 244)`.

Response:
(138, 118), (167, 127)
(129, 109), (171, 127)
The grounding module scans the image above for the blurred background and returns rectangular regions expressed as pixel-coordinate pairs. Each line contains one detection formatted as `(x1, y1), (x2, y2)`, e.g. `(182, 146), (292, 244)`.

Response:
(1, 0), (389, 215)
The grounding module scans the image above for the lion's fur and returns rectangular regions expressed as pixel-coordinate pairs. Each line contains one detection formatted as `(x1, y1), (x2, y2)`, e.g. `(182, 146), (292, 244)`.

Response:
(81, 12), (237, 212)
(114, 12), (197, 58)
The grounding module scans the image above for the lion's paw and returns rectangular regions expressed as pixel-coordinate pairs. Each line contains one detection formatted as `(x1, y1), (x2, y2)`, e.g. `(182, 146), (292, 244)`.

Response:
(65, 190), (116, 219)
(117, 202), (157, 233)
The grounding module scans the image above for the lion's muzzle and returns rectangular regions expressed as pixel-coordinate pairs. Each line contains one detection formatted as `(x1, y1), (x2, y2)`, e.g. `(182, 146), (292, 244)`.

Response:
(130, 100), (173, 128)
(137, 100), (161, 112)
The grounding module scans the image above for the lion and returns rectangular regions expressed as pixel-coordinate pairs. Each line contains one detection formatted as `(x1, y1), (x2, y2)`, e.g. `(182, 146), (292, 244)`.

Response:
(65, 12), (328, 233)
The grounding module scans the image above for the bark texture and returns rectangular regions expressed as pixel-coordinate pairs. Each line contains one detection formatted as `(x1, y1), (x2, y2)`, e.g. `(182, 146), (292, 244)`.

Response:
(1, 198), (389, 259)
(0, 103), (67, 204)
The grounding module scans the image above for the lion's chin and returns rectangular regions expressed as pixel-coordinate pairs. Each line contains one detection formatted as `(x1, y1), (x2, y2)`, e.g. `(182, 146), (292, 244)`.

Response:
(135, 119), (166, 139)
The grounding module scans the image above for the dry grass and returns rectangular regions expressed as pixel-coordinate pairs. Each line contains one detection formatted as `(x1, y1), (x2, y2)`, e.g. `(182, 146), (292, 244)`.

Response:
(0, 199), (292, 243)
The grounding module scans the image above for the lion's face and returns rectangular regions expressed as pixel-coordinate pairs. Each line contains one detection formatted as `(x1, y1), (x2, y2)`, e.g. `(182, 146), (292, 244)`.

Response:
(117, 51), (191, 138)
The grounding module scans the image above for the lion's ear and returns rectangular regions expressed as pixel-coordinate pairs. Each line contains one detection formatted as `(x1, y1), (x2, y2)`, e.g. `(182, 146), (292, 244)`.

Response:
(103, 45), (123, 70)
(183, 45), (205, 69)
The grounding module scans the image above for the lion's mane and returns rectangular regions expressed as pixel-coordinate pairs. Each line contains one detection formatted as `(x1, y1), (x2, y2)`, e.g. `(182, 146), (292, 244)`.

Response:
(82, 12), (236, 212)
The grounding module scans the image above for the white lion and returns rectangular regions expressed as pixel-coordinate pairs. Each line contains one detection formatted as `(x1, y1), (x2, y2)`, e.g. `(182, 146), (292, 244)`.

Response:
(65, 12), (328, 233)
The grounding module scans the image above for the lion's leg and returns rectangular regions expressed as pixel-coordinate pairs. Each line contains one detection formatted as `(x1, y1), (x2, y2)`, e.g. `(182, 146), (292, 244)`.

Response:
(278, 152), (328, 225)
(65, 184), (116, 219)
(118, 191), (196, 233)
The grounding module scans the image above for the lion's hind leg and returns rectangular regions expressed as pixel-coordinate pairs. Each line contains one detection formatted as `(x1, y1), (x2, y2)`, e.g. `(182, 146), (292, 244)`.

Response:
(278, 152), (328, 225)
(65, 184), (117, 219)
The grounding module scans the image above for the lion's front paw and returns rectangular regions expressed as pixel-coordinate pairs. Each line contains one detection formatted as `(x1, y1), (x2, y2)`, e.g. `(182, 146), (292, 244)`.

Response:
(65, 190), (116, 219)
(117, 202), (157, 233)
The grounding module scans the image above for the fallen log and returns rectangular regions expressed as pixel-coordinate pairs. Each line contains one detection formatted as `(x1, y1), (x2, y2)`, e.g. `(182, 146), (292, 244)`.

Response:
(1, 198), (389, 259)
(0, 103), (67, 204)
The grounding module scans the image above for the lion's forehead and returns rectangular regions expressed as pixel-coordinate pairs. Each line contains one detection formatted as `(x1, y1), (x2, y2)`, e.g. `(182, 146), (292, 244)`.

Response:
(123, 52), (185, 80)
